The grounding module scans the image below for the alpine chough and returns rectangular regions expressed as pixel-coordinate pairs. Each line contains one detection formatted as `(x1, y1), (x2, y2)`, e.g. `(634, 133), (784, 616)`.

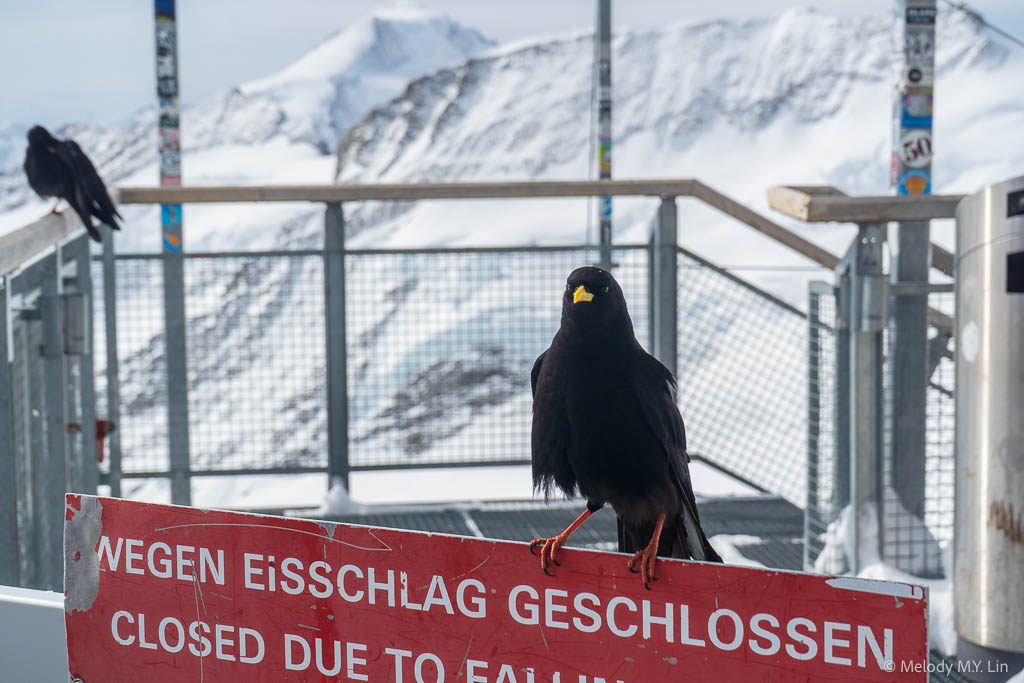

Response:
(23, 125), (122, 242)
(530, 266), (721, 588)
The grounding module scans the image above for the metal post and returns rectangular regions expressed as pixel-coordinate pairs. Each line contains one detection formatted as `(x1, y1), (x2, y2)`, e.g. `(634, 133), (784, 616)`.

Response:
(596, 0), (613, 271)
(887, 221), (930, 528)
(847, 223), (886, 573)
(0, 278), (19, 586)
(102, 227), (123, 497)
(891, 0), (935, 198)
(163, 237), (191, 505)
(39, 251), (68, 590)
(805, 286), (821, 571)
(21, 301), (45, 588)
(324, 203), (350, 491)
(650, 196), (677, 374)
(954, 176), (1024, 676)
(65, 235), (98, 495)
(156, 0), (189, 504)
(834, 267), (851, 515)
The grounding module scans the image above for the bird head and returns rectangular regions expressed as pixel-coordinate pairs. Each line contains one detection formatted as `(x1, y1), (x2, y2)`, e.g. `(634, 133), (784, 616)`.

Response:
(27, 125), (57, 150)
(561, 266), (633, 339)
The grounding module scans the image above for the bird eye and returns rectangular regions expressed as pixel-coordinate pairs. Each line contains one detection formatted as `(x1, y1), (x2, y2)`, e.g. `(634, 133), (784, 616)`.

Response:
(565, 282), (573, 292)
(602, 285), (610, 294)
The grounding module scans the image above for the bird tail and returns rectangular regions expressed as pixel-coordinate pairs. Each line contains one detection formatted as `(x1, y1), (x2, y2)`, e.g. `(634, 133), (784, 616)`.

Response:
(67, 197), (102, 243)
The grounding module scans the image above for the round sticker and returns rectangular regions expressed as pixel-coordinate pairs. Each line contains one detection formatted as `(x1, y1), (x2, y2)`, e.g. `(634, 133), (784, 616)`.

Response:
(899, 170), (930, 195)
(900, 129), (933, 168)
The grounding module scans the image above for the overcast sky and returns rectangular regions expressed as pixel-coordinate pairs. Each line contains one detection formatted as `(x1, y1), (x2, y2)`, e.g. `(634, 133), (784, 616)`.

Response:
(2, 0), (1022, 127)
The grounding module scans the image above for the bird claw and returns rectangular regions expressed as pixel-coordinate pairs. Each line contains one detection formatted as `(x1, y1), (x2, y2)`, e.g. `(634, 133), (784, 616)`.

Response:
(529, 535), (567, 575)
(628, 548), (658, 589)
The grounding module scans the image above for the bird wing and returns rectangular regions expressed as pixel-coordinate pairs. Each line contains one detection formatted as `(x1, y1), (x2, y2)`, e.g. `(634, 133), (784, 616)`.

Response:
(55, 140), (122, 227)
(530, 350), (546, 398)
(530, 348), (577, 498)
(628, 353), (721, 562)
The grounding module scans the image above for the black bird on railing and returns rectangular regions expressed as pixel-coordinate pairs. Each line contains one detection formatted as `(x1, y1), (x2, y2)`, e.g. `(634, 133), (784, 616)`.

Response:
(23, 125), (122, 242)
(529, 266), (721, 588)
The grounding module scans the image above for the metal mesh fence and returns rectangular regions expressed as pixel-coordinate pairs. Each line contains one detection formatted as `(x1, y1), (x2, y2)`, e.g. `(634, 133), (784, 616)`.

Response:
(924, 293), (955, 541)
(805, 283), (955, 577)
(676, 248), (808, 505)
(880, 291), (955, 577)
(102, 258), (169, 475)
(344, 246), (649, 469)
(100, 242), (812, 506)
(184, 255), (327, 472)
(804, 283), (844, 573)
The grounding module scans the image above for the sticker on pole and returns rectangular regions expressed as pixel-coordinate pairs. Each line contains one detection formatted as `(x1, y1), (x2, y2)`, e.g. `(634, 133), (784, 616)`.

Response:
(64, 495), (929, 682)
(900, 129), (933, 169)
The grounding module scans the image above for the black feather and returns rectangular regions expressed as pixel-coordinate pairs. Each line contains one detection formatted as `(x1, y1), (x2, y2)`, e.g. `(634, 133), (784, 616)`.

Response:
(531, 266), (721, 563)
(23, 125), (122, 243)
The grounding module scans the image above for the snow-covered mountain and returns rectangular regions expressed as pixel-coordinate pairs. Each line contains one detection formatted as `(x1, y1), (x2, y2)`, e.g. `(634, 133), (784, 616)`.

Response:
(0, 6), (1020, 508)
(0, 6), (493, 248)
(333, 6), (1019, 271)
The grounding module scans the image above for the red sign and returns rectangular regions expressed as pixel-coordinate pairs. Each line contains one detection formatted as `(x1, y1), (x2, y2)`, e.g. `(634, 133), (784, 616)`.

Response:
(64, 495), (928, 681)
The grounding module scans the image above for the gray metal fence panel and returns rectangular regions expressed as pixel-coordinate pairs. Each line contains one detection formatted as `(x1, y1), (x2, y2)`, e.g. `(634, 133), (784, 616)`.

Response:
(807, 280), (954, 577)
(0, 278), (18, 585)
(100, 241), (821, 502)
(880, 288), (954, 577)
(676, 247), (808, 505)
(344, 246), (647, 470)
(184, 254), (327, 473)
(804, 283), (844, 573)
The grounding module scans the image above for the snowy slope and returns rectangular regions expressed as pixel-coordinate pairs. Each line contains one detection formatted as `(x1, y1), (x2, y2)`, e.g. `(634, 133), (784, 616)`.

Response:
(1, 6), (1021, 509)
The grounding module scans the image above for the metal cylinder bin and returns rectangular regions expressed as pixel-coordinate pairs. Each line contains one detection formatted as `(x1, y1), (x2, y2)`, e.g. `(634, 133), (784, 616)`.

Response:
(955, 175), (1024, 668)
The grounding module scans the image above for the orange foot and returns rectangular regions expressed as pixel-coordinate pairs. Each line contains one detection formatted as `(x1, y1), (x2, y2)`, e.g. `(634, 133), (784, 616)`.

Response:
(627, 545), (659, 589)
(529, 534), (568, 576)
(627, 511), (667, 590)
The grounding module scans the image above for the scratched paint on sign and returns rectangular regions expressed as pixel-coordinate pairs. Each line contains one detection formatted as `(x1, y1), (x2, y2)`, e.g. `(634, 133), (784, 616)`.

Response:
(64, 495), (928, 682)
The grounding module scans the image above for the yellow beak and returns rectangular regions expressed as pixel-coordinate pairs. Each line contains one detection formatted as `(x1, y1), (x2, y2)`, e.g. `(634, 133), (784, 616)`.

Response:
(573, 285), (594, 304)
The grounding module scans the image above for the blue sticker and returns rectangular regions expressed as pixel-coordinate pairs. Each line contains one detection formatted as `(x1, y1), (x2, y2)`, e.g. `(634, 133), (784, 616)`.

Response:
(161, 203), (183, 227)
(898, 170), (930, 196)
(901, 113), (932, 128)
(901, 87), (933, 128)
(601, 197), (612, 218)
(155, 0), (176, 19)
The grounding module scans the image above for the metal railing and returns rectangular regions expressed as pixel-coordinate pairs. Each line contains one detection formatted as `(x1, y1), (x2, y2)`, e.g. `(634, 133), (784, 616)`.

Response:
(92, 179), (845, 509)
(775, 185), (960, 578)
(0, 213), (99, 590)
(2, 178), (967, 590)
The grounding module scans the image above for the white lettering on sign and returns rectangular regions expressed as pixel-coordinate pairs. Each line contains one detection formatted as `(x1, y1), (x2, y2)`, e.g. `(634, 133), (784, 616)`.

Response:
(98, 536), (225, 584)
(502, 584), (893, 670)
(749, 613), (781, 656)
(109, 611), (264, 664)
(283, 634), (368, 676)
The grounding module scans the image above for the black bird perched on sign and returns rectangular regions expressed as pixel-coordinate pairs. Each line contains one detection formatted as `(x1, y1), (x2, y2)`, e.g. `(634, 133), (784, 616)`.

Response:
(530, 266), (721, 588)
(23, 125), (122, 243)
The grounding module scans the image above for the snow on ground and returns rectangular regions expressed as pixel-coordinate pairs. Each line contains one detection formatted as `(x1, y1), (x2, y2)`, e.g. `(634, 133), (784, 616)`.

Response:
(709, 535), (769, 568)
(813, 502), (955, 656)
(168, 461), (758, 511)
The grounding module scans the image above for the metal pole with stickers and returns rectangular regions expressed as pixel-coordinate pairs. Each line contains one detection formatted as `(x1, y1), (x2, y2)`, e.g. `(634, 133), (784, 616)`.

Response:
(596, 0), (613, 271)
(155, 0), (192, 505)
(885, 0), (937, 573)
